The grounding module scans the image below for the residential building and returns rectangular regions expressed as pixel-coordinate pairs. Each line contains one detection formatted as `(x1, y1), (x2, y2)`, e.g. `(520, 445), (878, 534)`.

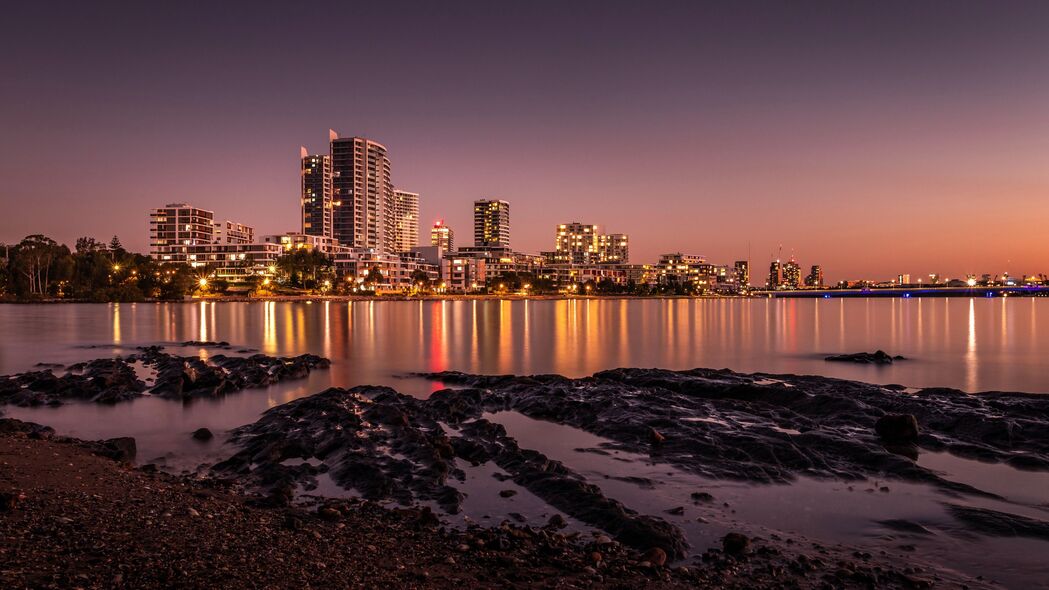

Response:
(806, 265), (825, 288)
(330, 132), (393, 252)
(554, 223), (599, 264)
(474, 199), (510, 248)
(149, 203), (216, 263)
(551, 223), (630, 265)
(214, 221), (254, 245)
(598, 233), (629, 264)
(767, 260), (783, 289)
(390, 189), (419, 253)
(300, 149), (333, 238)
(784, 259), (802, 289)
(734, 260), (750, 290)
(430, 220), (455, 251)
(657, 253), (716, 291)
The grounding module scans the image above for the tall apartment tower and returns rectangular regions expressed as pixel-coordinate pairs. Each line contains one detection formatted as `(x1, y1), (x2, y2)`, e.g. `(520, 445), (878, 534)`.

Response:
(431, 220), (455, 251)
(300, 147), (333, 238)
(767, 260), (783, 289)
(805, 265), (824, 288)
(473, 199), (510, 248)
(390, 189), (420, 253)
(783, 259), (802, 289)
(330, 132), (393, 252)
(734, 260), (750, 288)
(149, 203), (216, 262)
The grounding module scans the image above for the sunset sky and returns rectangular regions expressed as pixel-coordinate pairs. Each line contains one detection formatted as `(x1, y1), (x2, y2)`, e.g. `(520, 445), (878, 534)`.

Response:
(2, 1), (1048, 281)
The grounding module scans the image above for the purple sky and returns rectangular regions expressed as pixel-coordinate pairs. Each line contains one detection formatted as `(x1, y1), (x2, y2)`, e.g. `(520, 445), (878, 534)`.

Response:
(2, 1), (1048, 281)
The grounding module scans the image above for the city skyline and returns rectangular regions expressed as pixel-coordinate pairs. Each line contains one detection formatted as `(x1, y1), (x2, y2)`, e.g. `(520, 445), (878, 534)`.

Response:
(3, 2), (1049, 282)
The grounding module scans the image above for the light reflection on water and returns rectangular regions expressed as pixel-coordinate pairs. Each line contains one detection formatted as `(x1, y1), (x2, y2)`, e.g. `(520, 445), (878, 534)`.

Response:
(2, 299), (1049, 586)
(1, 298), (1047, 394)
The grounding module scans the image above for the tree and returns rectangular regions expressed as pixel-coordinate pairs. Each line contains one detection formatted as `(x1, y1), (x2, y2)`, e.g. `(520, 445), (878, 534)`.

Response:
(108, 235), (126, 257)
(410, 269), (431, 291)
(275, 249), (334, 289)
(75, 237), (106, 254)
(363, 265), (384, 289)
(9, 235), (71, 297)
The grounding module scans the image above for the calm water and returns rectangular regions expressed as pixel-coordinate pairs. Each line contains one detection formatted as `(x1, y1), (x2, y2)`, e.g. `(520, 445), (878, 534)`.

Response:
(1, 297), (1047, 394)
(3, 298), (1049, 587)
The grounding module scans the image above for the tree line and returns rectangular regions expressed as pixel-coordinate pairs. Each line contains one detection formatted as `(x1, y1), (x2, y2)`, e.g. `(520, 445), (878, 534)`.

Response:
(0, 235), (196, 302)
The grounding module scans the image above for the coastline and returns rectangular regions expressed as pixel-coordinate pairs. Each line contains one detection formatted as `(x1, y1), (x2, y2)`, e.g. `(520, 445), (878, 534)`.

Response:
(0, 416), (991, 590)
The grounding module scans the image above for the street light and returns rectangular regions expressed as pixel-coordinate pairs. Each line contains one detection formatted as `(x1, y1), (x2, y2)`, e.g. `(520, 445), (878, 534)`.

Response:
(198, 278), (208, 288)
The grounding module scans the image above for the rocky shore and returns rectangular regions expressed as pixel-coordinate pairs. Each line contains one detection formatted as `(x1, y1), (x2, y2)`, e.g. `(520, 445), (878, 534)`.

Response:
(5, 355), (1048, 588)
(0, 345), (330, 406)
(0, 417), (969, 589)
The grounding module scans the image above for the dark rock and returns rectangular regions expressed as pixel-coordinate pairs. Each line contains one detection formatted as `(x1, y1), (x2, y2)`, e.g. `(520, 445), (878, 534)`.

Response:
(95, 437), (137, 463)
(0, 490), (22, 512)
(947, 504), (1049, 540)
(498, 489), (517, 498)
(192, 428), (214, 441)
(640, 547), (667, 567)
(546, 514), (567, 529)
(722, 532), (750, 555)
(875, 414), (919, 444)
(825, 350), (902, 365)
(690, 492), (714, 503)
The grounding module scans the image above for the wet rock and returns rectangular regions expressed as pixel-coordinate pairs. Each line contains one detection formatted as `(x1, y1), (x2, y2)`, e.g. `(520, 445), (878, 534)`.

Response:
(947, 504), (1049, 541)
(498, 489), (517, 498)
(722, 532), (750, 555)
(192, 428), (214, 441)
(690, 492), (714, 503)
(546, 514), (567, 529)
(666, 506), (685, 515)
(93, 437), (137, 463)
(875, 414), (919, 444)
(641, 547), (667, 567)
(825, 350), (903, 365)
(648, 427), (666, 445)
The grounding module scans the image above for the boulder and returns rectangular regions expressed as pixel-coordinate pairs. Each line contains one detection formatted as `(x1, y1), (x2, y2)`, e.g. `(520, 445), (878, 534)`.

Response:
(875, 414), (919, 444)
(192, 427), (214, 441)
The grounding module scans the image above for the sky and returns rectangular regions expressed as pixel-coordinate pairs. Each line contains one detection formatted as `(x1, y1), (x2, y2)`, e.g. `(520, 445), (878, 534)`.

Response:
(1, 0), (1048, 282)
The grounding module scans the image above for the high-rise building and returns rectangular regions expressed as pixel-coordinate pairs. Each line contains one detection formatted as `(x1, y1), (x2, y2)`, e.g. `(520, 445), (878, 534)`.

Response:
(330, 132), (393, 252)
(300, 148), (333, 238)
(390, 189), (419, 253)
(430, 220), (455, 251)
(784, 259), (802, 289)
(734, 260), (750, 289)
(149, 203), (216, 262)
(473, 199), (510, 248)
(767, 260), (783, 289)
(806, 265), (825, 288)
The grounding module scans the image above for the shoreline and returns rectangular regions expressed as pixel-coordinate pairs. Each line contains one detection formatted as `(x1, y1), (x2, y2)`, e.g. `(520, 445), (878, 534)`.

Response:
(0, 418), (990, 589)
(4, 351), (1048, 587)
